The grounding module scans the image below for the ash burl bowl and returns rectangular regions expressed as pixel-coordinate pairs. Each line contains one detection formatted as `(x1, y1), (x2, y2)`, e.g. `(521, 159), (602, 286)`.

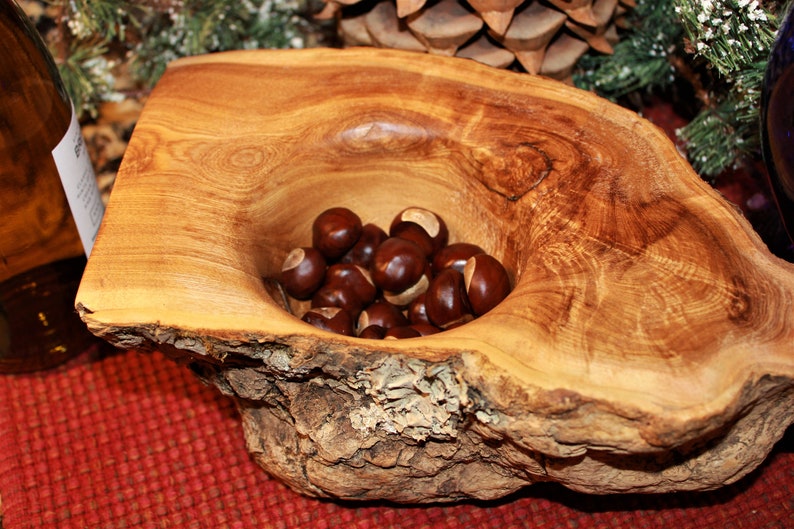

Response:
(76, 48), (794, 503)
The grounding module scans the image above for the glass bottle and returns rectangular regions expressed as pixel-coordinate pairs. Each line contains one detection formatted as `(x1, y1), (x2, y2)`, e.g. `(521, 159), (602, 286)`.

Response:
(761, 2), (794, 260)
(0, 0), (105, 372)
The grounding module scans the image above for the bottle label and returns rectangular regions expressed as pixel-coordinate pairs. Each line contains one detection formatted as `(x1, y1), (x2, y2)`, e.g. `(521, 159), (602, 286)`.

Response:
(51, 105), (105, 256)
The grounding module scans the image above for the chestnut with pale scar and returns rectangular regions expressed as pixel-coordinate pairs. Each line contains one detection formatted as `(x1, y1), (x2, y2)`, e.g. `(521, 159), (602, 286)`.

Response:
(277, 205), (512, 339)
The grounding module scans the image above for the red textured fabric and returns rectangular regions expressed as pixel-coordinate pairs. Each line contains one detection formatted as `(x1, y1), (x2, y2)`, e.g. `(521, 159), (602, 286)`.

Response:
(0, 345), (791, 528)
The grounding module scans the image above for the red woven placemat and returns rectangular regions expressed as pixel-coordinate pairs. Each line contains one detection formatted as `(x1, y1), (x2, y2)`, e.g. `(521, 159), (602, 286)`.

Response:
(1, 345), (791, 528)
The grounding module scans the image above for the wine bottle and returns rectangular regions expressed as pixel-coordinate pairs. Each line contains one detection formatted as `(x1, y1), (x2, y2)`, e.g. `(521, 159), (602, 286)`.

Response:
(0, 0), (105, 373)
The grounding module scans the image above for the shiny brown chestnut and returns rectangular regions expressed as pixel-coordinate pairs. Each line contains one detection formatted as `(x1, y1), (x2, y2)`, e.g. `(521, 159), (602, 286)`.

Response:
(324, 263), (377, 307)
(357, 301), (409, 333)
(358, 324), (387, 339)
(383, 268), (430, 307)
(280, 247), (326, 300)
(312, 207), (363, 260)
(311, 284), (365, 316)
(425, 268), (474, 329)
(389, 223), (434, 257)
(407, 293), (431, 325)
(340, 223), (388, 268)
(370, 237), (426, 292)
(301, 307), (355, 336)
(409, 323), (440, 336)
(389, 207), (448, 256)
(463, 254), (511, 316)
(432, 242), (485, 275)
(384, 326), (422, 339)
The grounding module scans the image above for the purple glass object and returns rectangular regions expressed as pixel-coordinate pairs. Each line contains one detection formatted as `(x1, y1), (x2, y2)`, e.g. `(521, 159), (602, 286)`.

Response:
(761, 4), (794, 259)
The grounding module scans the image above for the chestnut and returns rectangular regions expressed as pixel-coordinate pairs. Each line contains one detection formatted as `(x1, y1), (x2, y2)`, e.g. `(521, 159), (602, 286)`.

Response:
(280, 247), (326, 300)
(425, 268), (474, 329)
(340, 223), (388, 268)
(312, 207), (363, 260)
(286, 205), (513, 341)
(384, 326), (422, 340)
(383, 268), (430, 307)
(389, 223), (434, 257)
(311, 284), (365, 316)
(324, 263), (377, 307)
(370, 237), (426, 292)
(432, 242), (485, 275)
(463, 254), (511, 316)
(359, 324), (387, 339)
(407, 292), (432, 325)
(409, 323), (440, 336)
(389, 207), (448, 256)
(301, 307), (355, 336)
(357, 301), (409, 333)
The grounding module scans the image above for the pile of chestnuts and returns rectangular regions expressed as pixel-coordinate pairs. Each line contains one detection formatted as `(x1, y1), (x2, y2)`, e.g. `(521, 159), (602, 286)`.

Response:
(277, 206), (512, 339)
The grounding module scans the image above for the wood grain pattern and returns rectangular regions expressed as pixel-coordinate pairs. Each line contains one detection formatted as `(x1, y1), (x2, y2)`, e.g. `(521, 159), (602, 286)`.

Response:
(76, 48), (794, 502)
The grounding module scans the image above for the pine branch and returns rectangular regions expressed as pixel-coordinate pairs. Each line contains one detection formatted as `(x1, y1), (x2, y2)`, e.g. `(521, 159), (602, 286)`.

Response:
(676, 62), (768, 177)
(574, 0), (683, 99)
(671, 0), (782, 177)
(674, 0), (778, 77)
(575, 0), (786, 179)
(130, 0), (308, 88)
(57, 0), (145, 40)
(31, 0), (312, 118)
(57, 37), (121, 119)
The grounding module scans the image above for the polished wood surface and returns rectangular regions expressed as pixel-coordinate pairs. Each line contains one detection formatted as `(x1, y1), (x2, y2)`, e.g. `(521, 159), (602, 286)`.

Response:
(76, 48), (794, 501)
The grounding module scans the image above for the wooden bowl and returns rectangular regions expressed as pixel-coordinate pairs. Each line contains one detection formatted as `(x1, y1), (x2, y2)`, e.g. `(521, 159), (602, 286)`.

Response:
(76, 48), (794, 503)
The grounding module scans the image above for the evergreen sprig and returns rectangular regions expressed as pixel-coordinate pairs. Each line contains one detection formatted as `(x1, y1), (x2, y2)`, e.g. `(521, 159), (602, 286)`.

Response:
(60, 0), (142, 40)
(131, 0), (306, 88)
(57, 36), (121, 119)
(574, 0), (683, 99)
(674, 0), (778, 76)
(672, 0), (780, 177)
(577, 0), (785, 179)
(677, 62), (769, 178)
(37, 0), (310, 118)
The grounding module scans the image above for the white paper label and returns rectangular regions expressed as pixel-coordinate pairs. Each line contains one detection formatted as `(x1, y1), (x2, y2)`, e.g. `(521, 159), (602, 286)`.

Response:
(51, 106), (104, 256)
